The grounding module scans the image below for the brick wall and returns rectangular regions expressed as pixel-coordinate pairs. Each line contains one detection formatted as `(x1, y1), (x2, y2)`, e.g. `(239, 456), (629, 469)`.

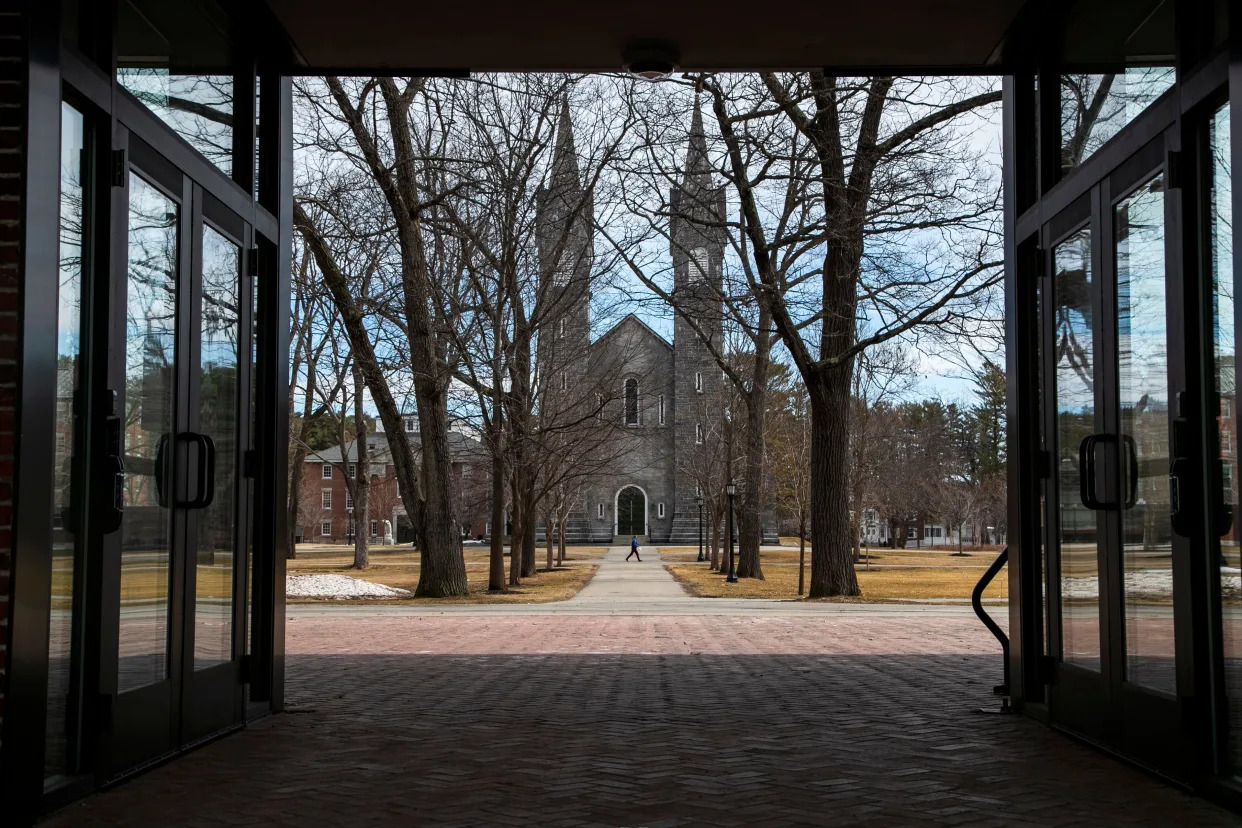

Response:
(0, 7), (24, 749)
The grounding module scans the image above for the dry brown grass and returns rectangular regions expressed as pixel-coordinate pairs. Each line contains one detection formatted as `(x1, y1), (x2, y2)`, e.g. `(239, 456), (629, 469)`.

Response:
(665, 562), (1008, 602)
(289, 560), (598, 604)
(659, 546), (997, 568)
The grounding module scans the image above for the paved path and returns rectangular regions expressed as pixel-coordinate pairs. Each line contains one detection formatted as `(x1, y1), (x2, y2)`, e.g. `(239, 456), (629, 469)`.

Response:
(45, 614), (1238, 827)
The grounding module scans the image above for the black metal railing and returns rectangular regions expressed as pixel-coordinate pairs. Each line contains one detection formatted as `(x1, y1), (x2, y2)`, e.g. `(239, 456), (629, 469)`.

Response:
(972, 546), (1010, 708)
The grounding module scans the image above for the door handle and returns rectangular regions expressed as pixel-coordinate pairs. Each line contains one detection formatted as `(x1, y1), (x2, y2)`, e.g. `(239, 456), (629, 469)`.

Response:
(1122, 434), (1139, 510)
(1078, 434), (1108, 510)
(180, 433), (216, 510)
(155, 432), (173, 508)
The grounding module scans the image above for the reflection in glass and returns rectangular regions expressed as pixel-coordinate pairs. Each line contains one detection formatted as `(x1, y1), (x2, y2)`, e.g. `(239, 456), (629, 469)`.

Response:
(1061, 69), (1175, 173)
(1115, 175), (1174, 694)
(1212, 105), (1242, 776)
(46, 101), (85, 781)
(1055, 228), (1100, 669)
(118, 69), (233, 176)
(195, 226), (239, 669)
(118, 173), (177, 693)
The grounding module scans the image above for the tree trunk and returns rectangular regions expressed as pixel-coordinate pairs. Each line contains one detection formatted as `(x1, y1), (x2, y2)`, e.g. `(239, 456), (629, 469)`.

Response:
(351, 363), (370, 570)
(736, 388), (766, 579)
(508, 476), (524, 587)
(797, 515), (807, 596)
(808, 374), (860, 597)
(557, 516), (567, 566)
(488, 426), (506, 591)
(545, 509), (555, 572)
(522, 511), (537, 577)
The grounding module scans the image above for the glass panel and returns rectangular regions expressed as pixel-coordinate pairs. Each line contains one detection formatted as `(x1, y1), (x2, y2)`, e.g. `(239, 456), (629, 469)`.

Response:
(1060, 69), (1175, 173)
(1115, 175), (1174, 695)
(1212, 104), (1242, 776)
(118, 173), (177, 693)
(1055, 227), (1101, 670)
(118, 70), (233, 176)
(46, 101), (86, 781)
(115, 0), (234, 176)
(195, 226), (240, 669)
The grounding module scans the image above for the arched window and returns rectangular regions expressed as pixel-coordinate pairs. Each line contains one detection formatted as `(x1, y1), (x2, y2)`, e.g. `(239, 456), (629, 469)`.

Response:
(624, 378), (639, 425)
(695, 371), (703, 393)
(558, 318), (565, 339)
(688, 247), (707, 282)
(695, 422), (704, 444)
(658, 502), (665, 518)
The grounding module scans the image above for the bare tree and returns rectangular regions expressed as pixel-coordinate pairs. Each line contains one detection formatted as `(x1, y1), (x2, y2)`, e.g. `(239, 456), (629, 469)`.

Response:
(294, 77), (469, 596)
(694, 73), (1002, 596)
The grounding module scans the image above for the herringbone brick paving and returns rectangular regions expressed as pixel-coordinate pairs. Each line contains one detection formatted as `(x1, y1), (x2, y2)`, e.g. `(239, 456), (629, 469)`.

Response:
(45, 615), (1240, 826)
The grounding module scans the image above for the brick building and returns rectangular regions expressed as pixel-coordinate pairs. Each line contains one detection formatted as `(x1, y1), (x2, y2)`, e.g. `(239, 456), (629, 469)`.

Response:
(297, 428), (488, 545)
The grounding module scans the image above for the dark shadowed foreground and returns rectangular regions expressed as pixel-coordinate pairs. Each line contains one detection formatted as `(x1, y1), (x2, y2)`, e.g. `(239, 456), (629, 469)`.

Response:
(45, 615), (1235, 827)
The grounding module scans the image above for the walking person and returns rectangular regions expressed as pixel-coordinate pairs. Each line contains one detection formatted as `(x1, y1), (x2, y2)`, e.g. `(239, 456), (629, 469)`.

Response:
(626, 535), (642, 562)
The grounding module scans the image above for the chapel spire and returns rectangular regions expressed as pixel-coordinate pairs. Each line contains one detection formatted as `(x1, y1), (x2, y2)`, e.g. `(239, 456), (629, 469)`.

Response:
(683, 94), (713, 193)
(549, 94), (581, 197)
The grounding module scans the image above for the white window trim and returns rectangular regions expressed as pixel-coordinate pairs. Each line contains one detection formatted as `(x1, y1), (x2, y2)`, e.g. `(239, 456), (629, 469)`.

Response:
(404, 416), (417, 433)
(322, 463), (332, 479)
(695, 422), (704, 444)
(695, 371), (703, 393)
(321, 521), (332, 536)
(558, 318), (566, 339)
(345, 491), (354, 511)
(321, 489), (332, 509)
(370, 520), (378, 536)
(348, 462), (356, 478)
(598, 502), (605, 519)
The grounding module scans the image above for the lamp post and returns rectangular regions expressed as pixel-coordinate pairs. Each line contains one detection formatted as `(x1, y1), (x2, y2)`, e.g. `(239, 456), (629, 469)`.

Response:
(725, 479), (738, 583)
(696, 495), (705, 561)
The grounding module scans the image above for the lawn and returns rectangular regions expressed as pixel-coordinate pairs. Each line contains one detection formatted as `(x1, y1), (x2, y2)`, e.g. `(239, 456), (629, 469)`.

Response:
(288, 545), (602, 604)
(666, 561), (1008, 602)
(658, 545), (999, 568)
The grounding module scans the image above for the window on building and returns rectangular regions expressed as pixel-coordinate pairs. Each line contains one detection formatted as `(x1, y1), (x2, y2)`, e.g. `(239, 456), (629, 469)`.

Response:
(371, 520), (378, 536)
(625, 378), (639, 425)
(404, 416), (417, 433)
(658, 502), (665, 518)
(688, 247), (707, 282)
(596, 393), (605, 420)
(348, 462), (356, 478)
(695, 422), (704, 444)
(322, 489), (332, 509)
(553, 265), (570, 287)
(598, 502), (604, 519)
(907, 526), (918, 539)
(1225, 398), (1233, 419)
(695, 371), (703, 393)
(321, 521), (332, 536)
(558, 318), (565, 339)
(560, 372), (567, 391)
(695, 482), (701, 497)
(345, 491), (354, 511)
(658, 394), (665, 425)
(322, 463), (332, 479)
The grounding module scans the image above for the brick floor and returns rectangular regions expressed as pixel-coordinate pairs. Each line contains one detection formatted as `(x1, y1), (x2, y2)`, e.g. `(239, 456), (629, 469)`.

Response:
(45, 614), (1240, 826)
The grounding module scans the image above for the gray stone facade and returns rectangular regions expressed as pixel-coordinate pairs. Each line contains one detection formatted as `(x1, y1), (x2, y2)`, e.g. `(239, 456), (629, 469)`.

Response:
(537, 98), (743, 544)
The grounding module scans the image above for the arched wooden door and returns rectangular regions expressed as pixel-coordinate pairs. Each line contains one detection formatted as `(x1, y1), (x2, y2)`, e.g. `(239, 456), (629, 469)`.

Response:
(617, 486), (646, 536)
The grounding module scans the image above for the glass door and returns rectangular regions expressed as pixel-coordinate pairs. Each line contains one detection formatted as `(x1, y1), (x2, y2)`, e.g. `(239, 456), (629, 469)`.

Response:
(103, 129), (251, 776)
(1043, 128), (1192, 773)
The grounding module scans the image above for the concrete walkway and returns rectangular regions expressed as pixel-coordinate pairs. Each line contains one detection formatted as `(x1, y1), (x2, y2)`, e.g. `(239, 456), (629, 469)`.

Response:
(564, 545), (688, 606)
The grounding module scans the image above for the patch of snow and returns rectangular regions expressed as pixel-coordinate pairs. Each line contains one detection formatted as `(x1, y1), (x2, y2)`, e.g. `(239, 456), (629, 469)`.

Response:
(286, 574), (410, 599)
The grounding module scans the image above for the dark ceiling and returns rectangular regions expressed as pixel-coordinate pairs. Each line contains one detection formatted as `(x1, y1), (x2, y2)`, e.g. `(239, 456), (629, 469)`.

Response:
(263, 0), (1030, 73)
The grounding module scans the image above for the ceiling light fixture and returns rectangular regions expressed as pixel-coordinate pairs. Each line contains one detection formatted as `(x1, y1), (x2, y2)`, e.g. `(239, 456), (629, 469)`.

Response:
(622, 40), (680, 80)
